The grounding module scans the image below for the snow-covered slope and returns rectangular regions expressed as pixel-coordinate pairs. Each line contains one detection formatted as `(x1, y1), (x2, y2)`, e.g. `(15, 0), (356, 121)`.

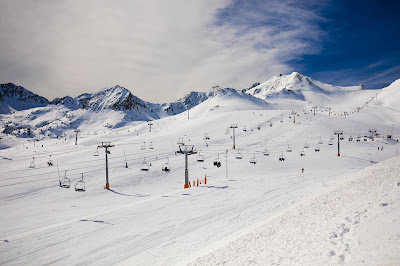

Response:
(0, 83), (49, 114)
(375, 78), (400, 111)
(163, 91), (212, 115)
(0, 83), (399, 264)
(188, 87), (271, 118)
(246, 72), (377, 110)
(193, 156), (400, 265)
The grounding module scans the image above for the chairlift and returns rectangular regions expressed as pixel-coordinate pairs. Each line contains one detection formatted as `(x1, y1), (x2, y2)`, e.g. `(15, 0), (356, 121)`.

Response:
(249, 154), (257, 164)
(177, 138), (185, 145)
(318, 138), (323, 144)
(243, 126), (247, 132)
(94, 147), (99, 156)
(61, 170), (70, 188)
(162, 158), (171, 172)
(149, 142), (154, 149)
(213, 154), (221, 168)
(300, 148), (306, 156)
(356, 135), (361, 142)
(328, 140), (333, 145)
(140, 157), (150, 171)
(340, 136), (344, 140)
(287, 145), (292, 152)
(197, 152), (205, 162)
(263, 148), (270, 156)
(29, 157), (35, 168)
(75, 173), (85, 191)
(279, 152), (285, 161)
(141, 142), (146, 150)
(236, 150), (243, 159)
(315, 145), (320, 152)
(47, 155), (54, 166)
(204, 133), (210, 140)
(348, 135), (353, 141)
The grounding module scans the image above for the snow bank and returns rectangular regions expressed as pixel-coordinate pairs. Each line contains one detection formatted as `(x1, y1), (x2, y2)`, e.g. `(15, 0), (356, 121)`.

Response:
(192, 156), (400, 265)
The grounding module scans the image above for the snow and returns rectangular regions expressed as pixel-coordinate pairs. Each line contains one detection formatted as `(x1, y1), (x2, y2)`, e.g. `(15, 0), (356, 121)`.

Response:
(191, 156), (400, 265)
(0, 74), (399, 265)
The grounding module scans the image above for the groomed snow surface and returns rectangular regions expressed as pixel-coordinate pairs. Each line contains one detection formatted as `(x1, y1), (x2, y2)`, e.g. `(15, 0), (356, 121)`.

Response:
(1, 88), (400, 265)
(192, 156), (400, 265)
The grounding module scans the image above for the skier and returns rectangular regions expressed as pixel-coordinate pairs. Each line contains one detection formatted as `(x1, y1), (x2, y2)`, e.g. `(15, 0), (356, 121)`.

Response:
(301, 168), (304, 173)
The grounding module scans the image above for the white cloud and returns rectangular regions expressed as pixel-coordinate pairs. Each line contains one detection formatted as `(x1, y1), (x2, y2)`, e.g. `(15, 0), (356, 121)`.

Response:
(0, 0), (324, 102)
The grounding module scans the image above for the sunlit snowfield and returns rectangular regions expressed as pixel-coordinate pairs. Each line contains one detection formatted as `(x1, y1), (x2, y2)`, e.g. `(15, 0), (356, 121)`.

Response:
(1, 82), (400, 265)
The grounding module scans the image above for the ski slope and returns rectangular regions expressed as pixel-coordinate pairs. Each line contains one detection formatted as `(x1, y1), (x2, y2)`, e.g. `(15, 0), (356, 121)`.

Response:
(1, 81), (400, 265)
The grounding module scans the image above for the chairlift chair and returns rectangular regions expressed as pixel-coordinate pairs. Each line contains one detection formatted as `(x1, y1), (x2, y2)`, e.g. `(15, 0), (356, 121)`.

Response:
(243, 126), (247, 132)
(141, 142), (146, 150)
(279, 152), (285, 161)
(236, 150), (243, 159)
(263, 148), (270, 156)
(213, 154), (221, 167)
(197, 152), (205, 162)
(47, 155), (53, 166)
(162, 158), (171, 172)
(328, 140), (334, 145)
(29, 157), (35, 168)
(140, 157), (150, 171)
(315, 145), (320, 152)
(61, 170), (70, 188)
(249, 154), (257, 164)
(340, 136), (344, 140)
(349, 135), (353, 141)
(300, 149), (306, 156)
(304, 142), (309, 148)
(149, 142), (154, 149)
(177, 138), (185, 146)
(318, 138), (323, 144)
(93, 147), (99, 156)
(257, 124), (261, 130)
(75, 173), (85, 191)
(330, 135), (334, 140)
(204, 133), (210, 140)
(287, 145), (292, 152)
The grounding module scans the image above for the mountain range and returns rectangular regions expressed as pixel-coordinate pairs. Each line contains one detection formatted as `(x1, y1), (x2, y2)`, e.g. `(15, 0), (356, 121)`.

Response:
(0, 72), (398, 142)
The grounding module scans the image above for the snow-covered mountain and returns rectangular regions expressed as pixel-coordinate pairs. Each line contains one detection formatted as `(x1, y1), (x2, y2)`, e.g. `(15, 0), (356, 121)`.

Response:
(1, 73), (398, 142)
(245, 72), (375, 110)
(51, 85), (150, 112)
(375, 78), (400, 111)
(0, 83), (49, 114)
(163, 91), (212, 115)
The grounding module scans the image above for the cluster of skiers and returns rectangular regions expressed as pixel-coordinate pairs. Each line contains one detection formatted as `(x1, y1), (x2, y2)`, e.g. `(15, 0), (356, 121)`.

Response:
(378, 147), (384, 151)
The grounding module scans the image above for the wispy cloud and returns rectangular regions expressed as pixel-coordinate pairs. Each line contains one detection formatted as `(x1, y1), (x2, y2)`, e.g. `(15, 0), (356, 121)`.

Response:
(0, 0), (327, 102)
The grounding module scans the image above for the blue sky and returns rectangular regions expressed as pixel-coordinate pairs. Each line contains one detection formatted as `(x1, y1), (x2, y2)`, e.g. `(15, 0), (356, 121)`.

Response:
(0, 0), (399, 101)
(216, 0), (400, 89)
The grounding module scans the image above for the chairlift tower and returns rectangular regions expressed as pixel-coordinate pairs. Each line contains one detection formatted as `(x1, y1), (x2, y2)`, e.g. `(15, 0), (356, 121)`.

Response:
(74, 129), (80, 145)
(230, 124), (238, 149)
(182, 145), (194, 188)
(334, 130), (343, 156)
(98, 142), (115, 189)
(291, 111), (296, 123)
(312, 106), (317, 116)
(148, 122), (153, 132)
